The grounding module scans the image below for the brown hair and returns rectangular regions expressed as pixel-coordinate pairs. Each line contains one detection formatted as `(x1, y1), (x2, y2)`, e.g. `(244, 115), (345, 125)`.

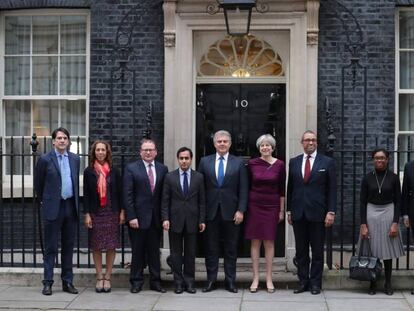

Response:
(89, 140), (113, 168)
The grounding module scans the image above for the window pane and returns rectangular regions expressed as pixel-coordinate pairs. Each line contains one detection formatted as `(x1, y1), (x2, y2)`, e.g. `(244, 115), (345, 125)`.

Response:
(61, 16), (86, 54)
(4, 100), (31, 136)
(5, 138), (31, 175)
(400, 51), (414, 89)
(60, 56), (86, 95)
(399, 94), (414, 131)
(5, 16), (31, 55)
(33, 100), (59, 136)
(32, 56), (58, 95)
(33, 16), (58, 54)
(61, 100), (86, 136)
(4, 56), (30, 95)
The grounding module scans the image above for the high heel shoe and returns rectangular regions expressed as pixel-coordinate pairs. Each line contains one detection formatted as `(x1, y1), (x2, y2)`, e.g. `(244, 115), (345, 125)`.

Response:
(95, 278), (104, 293)
(249, 287), (258, 293)
(103, 278), (111, 293)
(267, 286), (275, 293)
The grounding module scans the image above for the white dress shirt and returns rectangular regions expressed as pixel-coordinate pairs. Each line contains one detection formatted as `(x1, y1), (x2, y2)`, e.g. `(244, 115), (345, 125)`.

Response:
(301, 150), (317, 177)
(215, 152), (229, 179)
(143, 160), (156, 185)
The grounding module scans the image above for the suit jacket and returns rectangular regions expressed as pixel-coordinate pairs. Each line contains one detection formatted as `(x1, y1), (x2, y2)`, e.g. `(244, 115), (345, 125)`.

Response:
(83, 166), (123, 214)
(198, 154), (248, 221)
(161, 169), (206, 233)
(401, 160), (414, 220)
(34, 150), (80, 221)
(286, 152), (337, 222)
(123, 159), (168, 229)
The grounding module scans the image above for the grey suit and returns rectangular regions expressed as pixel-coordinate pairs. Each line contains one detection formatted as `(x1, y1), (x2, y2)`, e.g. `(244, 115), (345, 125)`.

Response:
(161, 169), (206, 286)
(198, 153), (248, 284)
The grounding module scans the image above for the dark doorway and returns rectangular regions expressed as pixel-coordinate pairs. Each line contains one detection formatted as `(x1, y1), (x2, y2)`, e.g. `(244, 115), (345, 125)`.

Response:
(195, 83), (286, 258)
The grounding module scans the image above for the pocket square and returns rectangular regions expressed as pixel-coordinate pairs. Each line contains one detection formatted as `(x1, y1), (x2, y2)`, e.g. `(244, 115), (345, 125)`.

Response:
(318, 169), (326, 172)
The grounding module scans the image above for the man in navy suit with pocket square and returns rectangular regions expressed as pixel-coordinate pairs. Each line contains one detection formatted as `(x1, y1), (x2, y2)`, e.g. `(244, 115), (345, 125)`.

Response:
(286, 130), (337, 295)
(124, 138), (168, 293)
(198, 130), (248, 293)
(34, 127), (80, 296)
(161, 147), (206, 294)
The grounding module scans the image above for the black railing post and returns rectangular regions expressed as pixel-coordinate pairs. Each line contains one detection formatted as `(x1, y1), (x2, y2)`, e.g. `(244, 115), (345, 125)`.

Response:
(30, 133), (39, 267)
(21, 136), (25, 267)
(10, 136), (14, 267)
(0, 136), (3, 267)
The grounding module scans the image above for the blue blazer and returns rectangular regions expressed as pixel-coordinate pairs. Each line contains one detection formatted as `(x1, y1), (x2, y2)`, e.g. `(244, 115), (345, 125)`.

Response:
(198, 154), (248, 221)
(402, 160), (414, 220)
(286, 153), (337, 222)
(34, 150), (80, 221)
(123, 160), (168, 229)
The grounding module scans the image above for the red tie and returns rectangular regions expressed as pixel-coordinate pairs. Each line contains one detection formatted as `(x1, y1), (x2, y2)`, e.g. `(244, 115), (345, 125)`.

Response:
(304, 155), (311, 183)
(148, 163), (155, 193)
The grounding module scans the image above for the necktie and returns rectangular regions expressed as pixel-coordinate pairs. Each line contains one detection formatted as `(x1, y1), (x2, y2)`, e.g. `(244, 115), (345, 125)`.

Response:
(304, 155), (311, 183)
(183, 171), (189, 196)
(147, 163), (155, 193)
(59, 154), (73, 199)
(217, 156), (224, 187)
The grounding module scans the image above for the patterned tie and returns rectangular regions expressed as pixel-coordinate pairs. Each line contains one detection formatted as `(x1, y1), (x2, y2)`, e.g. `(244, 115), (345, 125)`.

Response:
(217, 156), (224, 187)
(147, 163), (155, 193)
(183, 171), (189, 196)
(304, 155), (311, 183)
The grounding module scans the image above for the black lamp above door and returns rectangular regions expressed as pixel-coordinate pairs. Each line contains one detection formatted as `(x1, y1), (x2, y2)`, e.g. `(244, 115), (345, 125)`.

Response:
(218, 0), (255, 36)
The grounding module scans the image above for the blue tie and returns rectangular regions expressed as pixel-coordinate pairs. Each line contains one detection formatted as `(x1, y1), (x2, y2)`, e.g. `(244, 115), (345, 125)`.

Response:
(59, 154), (73, 199)
(217, 156), (224, 187)
(183, 171), (189, 196)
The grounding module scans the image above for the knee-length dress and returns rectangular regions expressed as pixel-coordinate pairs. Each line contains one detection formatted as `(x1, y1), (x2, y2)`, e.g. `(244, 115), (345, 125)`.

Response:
(244, 157), (286, 240)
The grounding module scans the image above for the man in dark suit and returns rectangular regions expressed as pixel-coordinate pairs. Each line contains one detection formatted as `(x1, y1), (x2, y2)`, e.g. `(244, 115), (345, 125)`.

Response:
(161, 147), (206, 294)
(124, 138), (168, 293)
(286, 130), (336, 295)
(34, 127), (80, 296)
(401, 161), (414, 294)
(198, 130), (248, 293)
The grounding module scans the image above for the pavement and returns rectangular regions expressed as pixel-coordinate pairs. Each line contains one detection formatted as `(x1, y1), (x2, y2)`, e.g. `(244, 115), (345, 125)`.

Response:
(1, 284), (414, 311)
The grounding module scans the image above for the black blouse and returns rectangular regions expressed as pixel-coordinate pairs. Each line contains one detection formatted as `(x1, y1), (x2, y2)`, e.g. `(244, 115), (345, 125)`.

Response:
(360, 169), (401, 224)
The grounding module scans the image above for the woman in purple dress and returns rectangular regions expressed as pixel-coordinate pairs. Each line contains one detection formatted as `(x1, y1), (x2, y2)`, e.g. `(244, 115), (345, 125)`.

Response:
(245, 134), (286, 293)
(83, 141), (125, 293)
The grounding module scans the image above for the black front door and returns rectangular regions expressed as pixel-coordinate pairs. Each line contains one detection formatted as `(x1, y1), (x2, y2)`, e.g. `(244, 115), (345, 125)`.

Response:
(196, 83), (286, 257)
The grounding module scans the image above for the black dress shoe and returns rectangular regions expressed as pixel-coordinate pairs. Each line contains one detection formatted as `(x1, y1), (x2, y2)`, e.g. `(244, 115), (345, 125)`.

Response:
(411, 288), (414, 295)
(293, 285), (308, 294)
(62, 282), (78, 294)
(368, 282), (376, 295)
(42, 283), (52, 296)
(225, 283), (238, 293)
(202, 281), (216, 293)
(310, 286), (321, 295)
(150, 283), (167, 293)
(174, 284), (184, 294)
(186, 285), (196, 294)
(130, 284), (142, 293)
(384, 283), (393, 296)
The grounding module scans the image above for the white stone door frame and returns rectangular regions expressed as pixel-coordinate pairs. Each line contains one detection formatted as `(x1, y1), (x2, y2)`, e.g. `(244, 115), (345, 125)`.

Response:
(162, 0), (320, 269)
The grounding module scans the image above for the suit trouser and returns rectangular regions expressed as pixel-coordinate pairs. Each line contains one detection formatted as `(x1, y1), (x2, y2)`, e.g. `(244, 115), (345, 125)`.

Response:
(292, 218), (325, 288)
(169, 227), (197, 286)
(43, 198), (77, 285)
(205, 208), (240, 284)
(128, 223), (161, 286)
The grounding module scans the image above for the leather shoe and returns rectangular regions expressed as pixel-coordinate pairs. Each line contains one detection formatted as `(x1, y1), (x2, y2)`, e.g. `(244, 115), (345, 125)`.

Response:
(384, 284), (393, 296)
(310, 286), (321, 295)
(174, 284), (184, 294)
(225, 282), (238, 293)
(411, 288), (414, 295)
(62, 282), (78, 294)
(186, 285), (196, 294)
(202, 281), (216, 293)
(130, 284), (142, 293)
(42, 283), (52, 296)
(293, 285), (308, 294)
(150, 283), (167, 293)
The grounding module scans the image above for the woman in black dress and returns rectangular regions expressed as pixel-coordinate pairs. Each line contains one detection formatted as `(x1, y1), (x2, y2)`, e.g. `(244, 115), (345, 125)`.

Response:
(359, 148), (404, 295)
(83, 141), (125, 293)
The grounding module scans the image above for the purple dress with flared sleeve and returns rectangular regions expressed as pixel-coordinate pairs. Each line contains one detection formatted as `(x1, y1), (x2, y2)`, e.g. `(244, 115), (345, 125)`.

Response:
(244, 157), (286, 240)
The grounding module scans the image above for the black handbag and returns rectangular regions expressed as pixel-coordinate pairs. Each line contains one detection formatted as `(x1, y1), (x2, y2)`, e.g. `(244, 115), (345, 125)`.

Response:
(349, 238), (382, 282)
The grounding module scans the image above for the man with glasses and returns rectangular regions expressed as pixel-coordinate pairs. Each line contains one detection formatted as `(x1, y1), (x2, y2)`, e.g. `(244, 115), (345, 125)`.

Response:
(124, 139), (168, 293)
(34, 127), (80, 296)
(286, 130), (337, 295)
(198, 130), (248, 293)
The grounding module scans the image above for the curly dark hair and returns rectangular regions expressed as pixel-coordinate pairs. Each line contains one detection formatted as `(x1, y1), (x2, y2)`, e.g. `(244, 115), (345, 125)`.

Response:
(89, 140), (113, 168)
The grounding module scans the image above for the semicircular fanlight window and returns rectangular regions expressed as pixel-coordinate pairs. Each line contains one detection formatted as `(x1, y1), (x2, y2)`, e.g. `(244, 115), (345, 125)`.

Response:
(198, 35), (284, 78)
